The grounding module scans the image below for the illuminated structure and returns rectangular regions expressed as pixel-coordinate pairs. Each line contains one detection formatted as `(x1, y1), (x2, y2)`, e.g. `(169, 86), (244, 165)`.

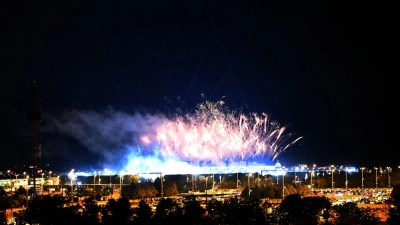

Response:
(27, 81), (41, 193)
(67, 163), (358, 177)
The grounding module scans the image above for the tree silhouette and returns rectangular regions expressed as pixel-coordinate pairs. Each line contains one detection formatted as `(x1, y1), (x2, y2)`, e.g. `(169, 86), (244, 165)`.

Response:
(284, 184), (297, 195)
(0, 187), (11, 210)
(391, 184), (400, 206)
(16, 186), (26, 197)
(101, 186), (113, 199)
(387, 206), (400, 225)
(236, 198), (265, 225)
(102, 198), (132, 225)
(24, 194), (66, 225)
(279, 194), (309, 224)
(0, 211), (6, 224)
(155, 179), (179, 197)
(333, 202), (381, 225)
(303, 196), (332, 224)
(314, 176), (330, 188)
(132, 200), (153, 225)
(296, 183), (312, 196)
(153, 197), (183, 224)
(334, 202), (362, 225)
(182, 195), (205, 224)
(123, 182), (158, 200)
(129, 174), (141, 184)
(206, 198), (225, 222)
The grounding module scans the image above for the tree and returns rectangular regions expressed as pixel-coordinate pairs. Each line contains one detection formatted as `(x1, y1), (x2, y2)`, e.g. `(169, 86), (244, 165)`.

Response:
(206, 198), (225, 222)
(263, 183), (277, 199)
(154, 178), (179, 197)
(387, 206), (400, 225)
(182, 195), (204, 223)
(28, 187), (36, 196)
(101, 186), (113, 199)
(153, 197), (183, 224)
(24, 194), (66, 225)
(296, 183), (312, 196)
(163, 181), (179, 197)
(102, 198), (132, 225)
(0, 187), (11, 210)
(16, 186), (26, 197)
(240, 186), (251, 199)
(333, 202), (381, 225)
(233, 198), (265, 225)
(314, 176), (329, 188)
(132, 200), (153, 225)
(303, 196), (332, 224)
(279, 194), (308, 224)
(124, 182), (158, 200)
(391, 184), (400, 206)
(284, 184), (297, 196)
(333, 202), (362, 225)
(0, 211), (6, 225)
(129, 175), (140, 184)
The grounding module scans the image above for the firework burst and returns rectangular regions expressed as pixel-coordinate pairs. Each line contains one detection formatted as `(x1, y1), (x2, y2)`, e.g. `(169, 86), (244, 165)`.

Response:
(140, 100), (302, 166)
(45, 100), (302, 174)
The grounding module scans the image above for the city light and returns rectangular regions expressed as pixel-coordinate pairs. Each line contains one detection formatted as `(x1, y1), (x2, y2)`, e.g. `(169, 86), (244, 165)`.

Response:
(360, 167), (366, 191)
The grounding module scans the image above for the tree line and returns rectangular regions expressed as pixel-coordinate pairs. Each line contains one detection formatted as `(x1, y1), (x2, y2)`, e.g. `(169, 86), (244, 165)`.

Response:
(1, 191), (394, 225)
(2, 174), (400, 224)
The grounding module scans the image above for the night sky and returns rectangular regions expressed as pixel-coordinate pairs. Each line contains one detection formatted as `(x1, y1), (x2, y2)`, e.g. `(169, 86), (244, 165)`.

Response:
(1, 1), (395, 171)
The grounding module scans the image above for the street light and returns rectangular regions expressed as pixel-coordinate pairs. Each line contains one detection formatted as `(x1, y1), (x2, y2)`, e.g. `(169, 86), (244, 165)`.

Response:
(194, 174), (197, 192)
(160, 172), (163, 198)
(236, 171), (239, 189)
(26, 175), (29, 207)
(119, 174), (123, 190)
(192, 174), (195, 192)
(374, 167), (378, 188)
(360, 167), (366, 191)
(48, 171), (52, 195)
(24, 173), (28, 188)
(248, 173), (252, 198)
(70, 177), (75, 202)
(345, 167), (348, 190)
(57, 175), (60, 194)
(205, 173), (208, 206)
(7, 170), (11, 190)
(331, 166), (335, 189)
(119, 173), (123, 198)
(69, 169), (75, 202)
(93, 172), (97, 199)
(310, 170), (314, 192)
(282, 169), (286, 199)
(14, 174), (19, 192)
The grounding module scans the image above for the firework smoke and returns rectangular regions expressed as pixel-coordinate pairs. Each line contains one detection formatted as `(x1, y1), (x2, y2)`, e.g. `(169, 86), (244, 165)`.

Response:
(43, 101), (302, 174)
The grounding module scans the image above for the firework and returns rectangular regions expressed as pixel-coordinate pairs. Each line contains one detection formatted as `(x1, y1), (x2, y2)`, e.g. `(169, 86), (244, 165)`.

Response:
(126, 100), (302, 173)
(45, 101), (302, 174)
